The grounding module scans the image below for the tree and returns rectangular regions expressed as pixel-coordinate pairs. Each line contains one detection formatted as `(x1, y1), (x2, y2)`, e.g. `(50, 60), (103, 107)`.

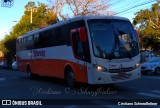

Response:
(133, 3), (160, 51)
(47, 0), (113, 20)
(0, 1), (58, 63)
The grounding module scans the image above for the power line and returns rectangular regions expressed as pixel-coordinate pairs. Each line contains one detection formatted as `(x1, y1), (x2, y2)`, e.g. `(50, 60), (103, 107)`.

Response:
(111, 0), (128, 6)
(112, 0), (142, 9)
(114, 0), (155, 15)
(116, 1), (154, 15)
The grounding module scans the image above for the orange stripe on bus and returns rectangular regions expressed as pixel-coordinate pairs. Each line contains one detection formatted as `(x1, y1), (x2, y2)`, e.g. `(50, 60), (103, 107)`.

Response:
(17, 59), (88, 83)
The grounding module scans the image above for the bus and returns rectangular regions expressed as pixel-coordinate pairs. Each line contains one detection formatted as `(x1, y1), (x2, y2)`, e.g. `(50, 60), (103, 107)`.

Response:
(16, 15), (141, 86)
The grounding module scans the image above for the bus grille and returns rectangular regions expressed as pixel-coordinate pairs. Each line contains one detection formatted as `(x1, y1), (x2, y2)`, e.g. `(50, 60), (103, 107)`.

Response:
(109, 67), (134, 73)
(111, 73), (132, 81)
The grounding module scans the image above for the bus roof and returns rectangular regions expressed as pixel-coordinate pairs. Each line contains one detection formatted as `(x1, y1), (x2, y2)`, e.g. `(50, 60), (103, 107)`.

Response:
(17, 15), (129, 39)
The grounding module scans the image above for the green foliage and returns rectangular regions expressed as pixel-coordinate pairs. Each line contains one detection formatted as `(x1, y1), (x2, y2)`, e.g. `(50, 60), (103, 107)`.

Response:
(133, 3), (160, 51)
(0, 1), (58, 63)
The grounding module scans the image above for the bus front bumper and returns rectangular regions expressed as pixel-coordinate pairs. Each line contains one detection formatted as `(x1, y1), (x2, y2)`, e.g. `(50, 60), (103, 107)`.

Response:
(88, 67), (141, 84)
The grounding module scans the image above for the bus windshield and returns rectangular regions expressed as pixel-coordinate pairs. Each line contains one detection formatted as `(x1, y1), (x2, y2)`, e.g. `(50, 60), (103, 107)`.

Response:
(88, 19), (139, 59)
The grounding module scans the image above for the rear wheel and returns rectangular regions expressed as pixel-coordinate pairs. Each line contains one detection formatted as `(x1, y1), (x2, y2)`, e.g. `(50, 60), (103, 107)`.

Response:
(65, 68), (75, 87)
(27, 66), (38, 79)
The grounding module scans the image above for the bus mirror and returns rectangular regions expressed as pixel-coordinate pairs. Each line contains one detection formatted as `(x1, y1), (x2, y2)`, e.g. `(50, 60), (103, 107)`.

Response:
(79, 27), (87, 42)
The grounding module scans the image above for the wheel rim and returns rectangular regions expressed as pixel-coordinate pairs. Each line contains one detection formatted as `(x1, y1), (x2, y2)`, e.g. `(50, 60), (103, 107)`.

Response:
(27, 68), (31, 78)
(67, 71), (75, 86)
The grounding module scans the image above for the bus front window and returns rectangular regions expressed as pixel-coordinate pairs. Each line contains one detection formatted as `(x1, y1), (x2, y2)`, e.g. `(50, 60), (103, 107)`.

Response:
(88, 19), (139, 59)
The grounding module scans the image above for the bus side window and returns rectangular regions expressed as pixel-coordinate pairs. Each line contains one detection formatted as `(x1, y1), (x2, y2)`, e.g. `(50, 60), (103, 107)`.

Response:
(34, 33), (40, 49)
(72, 32), (84, 59)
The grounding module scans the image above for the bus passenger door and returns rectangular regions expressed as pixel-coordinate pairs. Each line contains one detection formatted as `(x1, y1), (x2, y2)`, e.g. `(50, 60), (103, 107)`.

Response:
(70, 27), (90, 83)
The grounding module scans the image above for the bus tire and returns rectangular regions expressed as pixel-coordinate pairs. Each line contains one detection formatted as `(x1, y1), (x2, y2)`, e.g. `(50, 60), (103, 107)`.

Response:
(65, 68), (75, 87)
(27, 66), (37, 80)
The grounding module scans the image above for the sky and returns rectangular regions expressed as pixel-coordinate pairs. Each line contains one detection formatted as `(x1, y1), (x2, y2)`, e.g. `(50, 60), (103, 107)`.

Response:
(110, 0), (157, 20)
(0, 0), (158, 40)
(0, 0), (47, 40)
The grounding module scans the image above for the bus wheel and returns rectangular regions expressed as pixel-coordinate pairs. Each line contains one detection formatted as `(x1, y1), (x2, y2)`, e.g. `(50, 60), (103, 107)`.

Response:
(65, 69), (75, 87)
(27, 67), (36, 79)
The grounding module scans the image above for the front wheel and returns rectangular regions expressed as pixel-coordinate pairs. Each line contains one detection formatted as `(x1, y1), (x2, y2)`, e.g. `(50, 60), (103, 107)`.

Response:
(65, 69), (75, 87)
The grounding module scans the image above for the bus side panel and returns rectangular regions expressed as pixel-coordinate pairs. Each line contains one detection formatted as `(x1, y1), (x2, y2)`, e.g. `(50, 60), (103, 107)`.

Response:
(17, 60), (26, 72)
(44, 59), (88, 84)
(62, 60), (88, 84)
(18, 57), (88, 83)
(74, 62), (88, 83)
(16, 55), (27, 72)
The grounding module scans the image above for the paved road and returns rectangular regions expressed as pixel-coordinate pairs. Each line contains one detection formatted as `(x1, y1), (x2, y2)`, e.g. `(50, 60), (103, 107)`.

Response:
(0, 69), (160, 108)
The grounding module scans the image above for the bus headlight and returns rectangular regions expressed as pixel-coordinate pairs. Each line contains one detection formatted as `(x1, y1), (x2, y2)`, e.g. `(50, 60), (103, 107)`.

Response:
(93, 65), (108, 72)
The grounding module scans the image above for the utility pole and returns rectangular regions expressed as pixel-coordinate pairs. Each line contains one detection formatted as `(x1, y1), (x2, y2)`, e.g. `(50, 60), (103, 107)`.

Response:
(26, 7), (37, 31)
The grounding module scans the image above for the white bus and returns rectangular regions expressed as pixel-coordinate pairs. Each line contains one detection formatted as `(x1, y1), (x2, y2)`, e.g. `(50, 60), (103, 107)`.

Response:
(16, 15), (141, 86)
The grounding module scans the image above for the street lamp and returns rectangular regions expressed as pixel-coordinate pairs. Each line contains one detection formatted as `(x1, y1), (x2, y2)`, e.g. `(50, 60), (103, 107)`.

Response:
(26, 7), (37, 31)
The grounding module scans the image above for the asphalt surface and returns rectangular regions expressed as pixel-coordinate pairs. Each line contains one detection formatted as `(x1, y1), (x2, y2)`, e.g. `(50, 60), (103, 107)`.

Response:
(0, 69), (160, 108)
